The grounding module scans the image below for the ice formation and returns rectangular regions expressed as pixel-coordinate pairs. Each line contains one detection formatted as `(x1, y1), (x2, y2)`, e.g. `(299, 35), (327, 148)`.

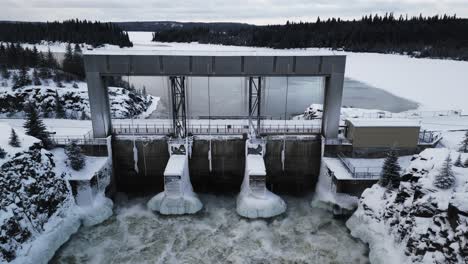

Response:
(236, 139), (286, 218)
(147, 140), (202, 215)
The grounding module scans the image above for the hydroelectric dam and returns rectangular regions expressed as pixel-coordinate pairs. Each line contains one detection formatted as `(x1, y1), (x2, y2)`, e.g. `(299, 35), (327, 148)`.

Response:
(83, 51), (346, 218)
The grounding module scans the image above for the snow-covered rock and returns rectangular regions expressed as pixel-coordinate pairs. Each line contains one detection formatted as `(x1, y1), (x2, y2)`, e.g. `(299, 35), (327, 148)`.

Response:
(0, 71), (158, 119)
(347, 148), (468, 264)
(0, 122), (114, 263)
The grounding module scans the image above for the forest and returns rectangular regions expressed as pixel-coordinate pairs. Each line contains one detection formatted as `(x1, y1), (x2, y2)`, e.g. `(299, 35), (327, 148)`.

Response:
(152, 14), (468, 60)
(0, 19), (132, 47)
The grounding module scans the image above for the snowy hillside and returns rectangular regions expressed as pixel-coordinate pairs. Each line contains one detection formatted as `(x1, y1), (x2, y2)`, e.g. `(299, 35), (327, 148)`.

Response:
(347, 148), (468, 264)
(0, 69), (159, 119)
(0, 123), (113, 263)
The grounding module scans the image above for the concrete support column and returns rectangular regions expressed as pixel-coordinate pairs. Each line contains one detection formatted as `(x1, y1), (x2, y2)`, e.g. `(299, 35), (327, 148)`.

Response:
(322, 73), (344, 139)
(86, 72), (112, 138)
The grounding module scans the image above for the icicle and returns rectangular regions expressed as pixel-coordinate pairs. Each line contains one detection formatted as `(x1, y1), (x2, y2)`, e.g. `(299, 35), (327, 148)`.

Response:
(281, 149), (285, 171)
(133, 139), (139, 173)
(208, 139), (212, 172)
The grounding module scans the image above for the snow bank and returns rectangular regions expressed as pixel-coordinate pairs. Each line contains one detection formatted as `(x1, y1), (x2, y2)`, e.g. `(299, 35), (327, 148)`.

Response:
(236, 140), (286, 218)
(347, 148), (468, 264)
(0, 122), (39, 166)
(147, 153), (202, 215)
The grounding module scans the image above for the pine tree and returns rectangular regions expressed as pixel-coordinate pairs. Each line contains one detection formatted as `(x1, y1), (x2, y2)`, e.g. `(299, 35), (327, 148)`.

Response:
(1, 64), (10, 79)
(459, 131), (468, 153)
(32, 69), (41, 85)
(433, 154), (456, 189)
(454, 153), (463, 167)
(80, 110), (87, 120)
(9, 128), (20, 147)
(465, 158), (468, 168)
(23, 103), (52, 149)
(62, 43), (74, 80)
(13, 66), (32, 89)
(46, 48), (58, 69)
(142, 86), (147, 97)
(65, 141), (85, 170)
(379, 149), (401, 189)
(54, 91), (65, 118)
(53, 71), (64, 87)
(0, 146), (6, 159)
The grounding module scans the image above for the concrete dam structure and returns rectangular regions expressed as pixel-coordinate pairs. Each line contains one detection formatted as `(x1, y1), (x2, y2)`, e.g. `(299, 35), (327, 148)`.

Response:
(83, 51), (346, 217)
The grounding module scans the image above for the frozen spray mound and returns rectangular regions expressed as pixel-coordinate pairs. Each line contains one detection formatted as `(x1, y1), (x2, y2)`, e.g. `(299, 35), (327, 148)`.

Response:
(147, 154), (202, 215)
(237, 154), (286, 218)
(51, 195), (369, 264)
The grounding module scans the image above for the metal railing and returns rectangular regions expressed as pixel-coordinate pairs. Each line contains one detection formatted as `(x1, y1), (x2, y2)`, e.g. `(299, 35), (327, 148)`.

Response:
(112, 123), (321, 135)
(355, 109), (462, 119)
(337, 153), (381, 179)
(419, 130), (442, 144)
(50, 135), (107, 146)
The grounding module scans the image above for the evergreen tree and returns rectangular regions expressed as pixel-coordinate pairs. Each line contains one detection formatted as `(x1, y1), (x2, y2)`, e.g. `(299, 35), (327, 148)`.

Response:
(54, 91), (65, 118)
(1, 64), (10, 79)
(23, 103), (52, 149)
(32, 69), (41, 85)
(454, 153), (463, 167)
(379, 149), (401, 189)
(53, 70), (64, 87)
(433, 154), (456, 189)
(13, 66), (31, 89)
(62, 43), (74, 80)
(465, 158), (468, 168)
(65, 141), (85, 170)
(46, 48), (58, 69)
(142, 86), (147, 97)
(9, 128), (20, 147)
(0, 146), (6, 159)
(80, 110), (87, 120)
(459, 131), (468, 152)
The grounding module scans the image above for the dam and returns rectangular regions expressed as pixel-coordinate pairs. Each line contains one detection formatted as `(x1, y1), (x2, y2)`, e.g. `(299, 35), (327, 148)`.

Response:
(83, 51), (346, 217)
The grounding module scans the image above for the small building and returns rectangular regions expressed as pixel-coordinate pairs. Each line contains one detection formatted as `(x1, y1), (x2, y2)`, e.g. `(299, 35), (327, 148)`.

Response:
(345, 118), (421, 156)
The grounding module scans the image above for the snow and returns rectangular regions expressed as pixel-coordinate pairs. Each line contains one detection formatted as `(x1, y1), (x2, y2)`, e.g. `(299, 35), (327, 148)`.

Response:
(347, 148), (468, 264)
(322, 157), (353, 180)
(14, 31), (468, 112)
(0, 122), (40, 166)
(246, 154), (266, 176)
(237, 141), (286, 218)
(50, 148), (108, 180)
(147, 154), (203, 215)
(347, 118), (421, 127)
(164, 154), (186, 176)
(312, 161), (359, 210)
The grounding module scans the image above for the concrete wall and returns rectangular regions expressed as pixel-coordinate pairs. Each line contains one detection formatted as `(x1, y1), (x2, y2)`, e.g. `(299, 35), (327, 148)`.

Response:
(347, 125), (420, 148)
(111, 136), (321, 195)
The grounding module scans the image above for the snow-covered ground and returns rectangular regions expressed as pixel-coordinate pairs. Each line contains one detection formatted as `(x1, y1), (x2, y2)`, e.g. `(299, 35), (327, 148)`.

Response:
(347, 148), (468, 263)
(0, 122), (113, 263)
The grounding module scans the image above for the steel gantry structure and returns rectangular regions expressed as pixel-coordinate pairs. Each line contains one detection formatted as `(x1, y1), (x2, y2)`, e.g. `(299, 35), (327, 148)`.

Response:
(83, 52), (346, 140)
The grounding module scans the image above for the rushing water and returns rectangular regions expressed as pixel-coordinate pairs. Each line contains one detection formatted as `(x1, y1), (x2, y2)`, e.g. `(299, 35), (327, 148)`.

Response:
(127, 76), (418, 119)
(51, 195), (369, 264)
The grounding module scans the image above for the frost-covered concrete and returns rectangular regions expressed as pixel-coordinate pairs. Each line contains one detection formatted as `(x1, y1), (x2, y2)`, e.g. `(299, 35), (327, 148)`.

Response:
(147, 143), (202, 215)
(237, 140), (286, 218)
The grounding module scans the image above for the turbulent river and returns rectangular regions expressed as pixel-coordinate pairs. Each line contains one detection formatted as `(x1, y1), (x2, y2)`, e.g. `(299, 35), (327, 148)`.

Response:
(51, 195), (369, 264)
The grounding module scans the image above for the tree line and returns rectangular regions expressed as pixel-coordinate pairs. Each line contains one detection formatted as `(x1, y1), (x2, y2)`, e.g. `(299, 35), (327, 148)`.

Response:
(0, 42), (86, 90)
(152, 14), (468, 60)
(0, 19), (132, 47)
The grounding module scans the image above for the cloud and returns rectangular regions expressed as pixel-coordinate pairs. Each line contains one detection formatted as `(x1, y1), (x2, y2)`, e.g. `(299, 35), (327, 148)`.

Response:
(1, 0), (467, 24)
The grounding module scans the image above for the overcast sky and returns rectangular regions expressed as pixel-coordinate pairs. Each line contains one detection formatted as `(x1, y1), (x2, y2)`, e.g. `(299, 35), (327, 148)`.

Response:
(1, 0), (467, 25)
